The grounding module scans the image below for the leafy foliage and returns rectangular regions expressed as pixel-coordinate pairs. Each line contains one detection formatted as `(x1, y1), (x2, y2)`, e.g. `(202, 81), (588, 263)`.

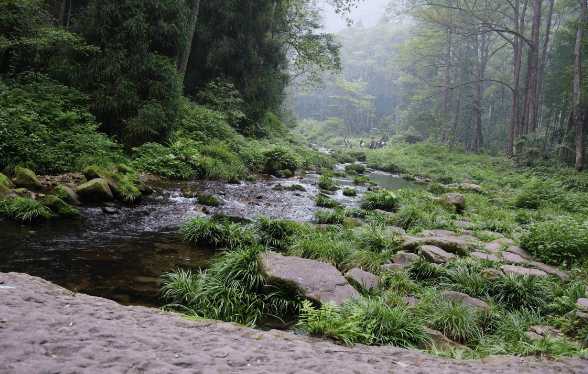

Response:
(361, 190), (399, 211)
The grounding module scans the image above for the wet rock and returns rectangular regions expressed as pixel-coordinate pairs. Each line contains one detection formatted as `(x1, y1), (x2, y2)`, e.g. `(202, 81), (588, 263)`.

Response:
(420, 245), (456, 264)
(525, 326), (564, 342)
(505, 246), (531, 260)
(13, 166), (42, 190)
(526, 261), (569, 281)
(83, 165), (106, 180)
(76, 178), (114, 203)
(501, 265), (548, 278)
(441, 193), (465, 213)
(260, 252), (359, 305)
(422, 327), (468, 351)
(393, 251), (420, 267)
(441, 291), (490, 311)
(102, 207), (119, 215)
(345, 268), (380, 291)
(470, 251), (500, 262)
(481, 268), (503, 280)
(12, 188), (34, 199)
(501, 252), (527, 265)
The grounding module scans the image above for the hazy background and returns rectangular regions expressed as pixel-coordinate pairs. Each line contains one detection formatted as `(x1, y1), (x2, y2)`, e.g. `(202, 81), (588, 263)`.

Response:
(320, 0), (389, 32)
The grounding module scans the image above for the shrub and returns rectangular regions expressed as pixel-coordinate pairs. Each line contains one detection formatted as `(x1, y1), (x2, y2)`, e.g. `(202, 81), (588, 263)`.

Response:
(297, 300), (367, 345)
(408, 258), (447, 284)
(318, 174), (338, 192)
(489, 274), (552, 311)
(353, 176), (370, 185)
(342, 188), (357, 197)
(197, 193), (221, 207)
(132, 142), (195, 179)
(40, 195), (79, 217)
(520, 217), (588, 265)
(354, 223), (402, 253)
(316, 194), (341, 208)
(289, 230), (352, 270)
(197, 142), (246, 182)
(345, 163), (366, 175)
(314, 209), (345, 225)
(255, 217), (307, 251)
(181, 217), (254, 249)
(361, 190), (399, 211)
(262, 146), (300, 177)
(0, 197), (53, 222)
(443, 259), (489, 298)
(513, 180), (556, 209)
(432, 301), (482, 344)
(162, 245), (301, 326)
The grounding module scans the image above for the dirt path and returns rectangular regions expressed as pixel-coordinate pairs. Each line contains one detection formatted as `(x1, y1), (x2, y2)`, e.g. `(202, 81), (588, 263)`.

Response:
(1, 272), (586, 374)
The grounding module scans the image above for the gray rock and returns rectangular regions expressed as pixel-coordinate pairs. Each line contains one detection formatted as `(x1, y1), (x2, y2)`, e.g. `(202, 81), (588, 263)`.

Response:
(393, 251), (420, 267)
(402, 235), (478, 255)
(54, 185), (80, 205)
(527, 261), (569, 281)
(484, 238), (515, 254)
(470, 251), (500, 262)
(102, 207), (119, 215)
(501, 265), (548, 278)
(481, 268), (503, 280)
(13, 167), (42, 190)
(381, 263), (405, 273)
(76, 178), (114, 203)
(505, 246), (531, 260)
(441, 193), (465, 213)
(526, 325), (564, 341)
(260, 252), (359, 305)
(420, 245), (456, 264)
(403, 296), (419, 307)
(441, 290), (490, 311)
(345, 268), (380, 291)
(577, 298), (588, 313)
(501, 252), (528, 265)
(576, 311), (588, 321)
(422, 327), (468, 351)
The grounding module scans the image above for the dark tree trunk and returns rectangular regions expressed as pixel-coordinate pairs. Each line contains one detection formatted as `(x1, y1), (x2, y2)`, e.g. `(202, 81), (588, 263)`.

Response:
(573, 0), (587, 170)
(177, 0), (201, 82)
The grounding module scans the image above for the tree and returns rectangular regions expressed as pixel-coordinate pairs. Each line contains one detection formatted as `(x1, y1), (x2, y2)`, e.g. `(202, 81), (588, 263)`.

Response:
(572, 0), (587, 170)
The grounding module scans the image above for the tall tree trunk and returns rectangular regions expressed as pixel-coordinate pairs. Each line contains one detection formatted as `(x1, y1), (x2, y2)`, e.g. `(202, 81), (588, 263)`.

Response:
(473, 32), (484, 153)
(177, 0), (201, 82)
(59, 0), (67, 26)
(573, 0), (587, 170)
(522, 0), (543, 134)
(508, 0), (528, 156)
(537, 0), (554, 129)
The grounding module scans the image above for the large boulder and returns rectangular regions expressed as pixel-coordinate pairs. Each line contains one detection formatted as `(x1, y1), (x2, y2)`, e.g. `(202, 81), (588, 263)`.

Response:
(421, 327), (468, 351)
(577, 298), (588, 313)
(402, 234), (478, 255)
(501, 252), (527, 265)
(345, 268), (380, 291)
(484, 238), (515, 254)
(501, 265), (548, 278)
(260, 252), (359, 305)
(470, 251), (500, 262)
(13, 166), (42, 190)
(441, 291), (489, 311)
(505, 246), (531, 260)
(420, 245), (456, 264)
(393, 251), (420, 268)
(76, 178), (114, 203)
(53, 185), (80, 205)
(441, 193), (465, 213)
(526, 261), (569, 281)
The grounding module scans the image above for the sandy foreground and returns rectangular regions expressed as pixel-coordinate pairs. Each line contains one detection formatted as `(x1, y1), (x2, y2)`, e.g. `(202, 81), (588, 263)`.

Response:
(1, 272), (587, 374)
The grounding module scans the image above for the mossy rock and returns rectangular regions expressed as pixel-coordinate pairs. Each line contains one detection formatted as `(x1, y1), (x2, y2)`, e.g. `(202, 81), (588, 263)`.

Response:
(115, 163), (133, 174)
(76, 178), (114, 203)
(0, 184), (10, 199)
(343, 188), (357, 197)
(41, 195), (80, 217)
(13, 166), (42, 190)
(197, 193), (221, 207)
(107, 174), (142, 203)
(53, 185), (80, 205)
(0, 173), (13, 189)
(82, 165), (107, 180)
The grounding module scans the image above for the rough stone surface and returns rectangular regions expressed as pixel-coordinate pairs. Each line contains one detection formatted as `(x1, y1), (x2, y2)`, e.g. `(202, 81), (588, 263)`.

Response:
(54, 184), (80, 205)
(501, 265), (548, 278)
(345, 268), (380, 291)
(577, 298), (588, 313)
(501, 252), (528, 265)
(485, 238), (515, 254)
(470, 251), (500, 262)
(441, 291), (490, 311)
(402, 235), (478, 255)
(422, 328), (467, 351)
(260, 252), (359, 305)
(505, 246), (531, 260)
(441, 193), (466, 213)
(381, 263), (404, 273)
(420, 245), (456, 264)
(527, 261), (569, 281)
(393, 251), (420, 267)
(481, 268), (504, 280)
(13, 166), (42, 190)
(2, 273), (586, 374)
(525, 326), (564, 342)
(76, 178), (114, 203)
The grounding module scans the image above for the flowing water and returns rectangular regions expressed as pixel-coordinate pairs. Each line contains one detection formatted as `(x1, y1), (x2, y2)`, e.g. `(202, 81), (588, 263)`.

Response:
(0, 170), (415, 307)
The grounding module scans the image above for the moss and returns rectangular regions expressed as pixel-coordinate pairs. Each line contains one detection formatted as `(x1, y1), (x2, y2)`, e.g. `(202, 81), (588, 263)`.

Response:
(197, 193), (221, 207)
(13, 166), (41, 190)
(41, 195), (80, 217)
(343, 188), (357, 197)
(83, 165), (107, 180)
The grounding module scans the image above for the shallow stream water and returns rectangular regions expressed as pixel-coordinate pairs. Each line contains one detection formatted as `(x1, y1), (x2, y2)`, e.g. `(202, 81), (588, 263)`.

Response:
(0, 170), (415, 307)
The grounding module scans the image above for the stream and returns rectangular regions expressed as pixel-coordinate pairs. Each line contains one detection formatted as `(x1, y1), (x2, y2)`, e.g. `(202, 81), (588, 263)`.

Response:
(0, 170), (416, 307)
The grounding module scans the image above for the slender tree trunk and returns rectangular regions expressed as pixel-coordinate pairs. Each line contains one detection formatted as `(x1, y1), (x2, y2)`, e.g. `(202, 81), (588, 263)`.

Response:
(537, 0), (554, 129)
(523, 0), (543, 134)
(59, 0), (67, 26)
(573, 0), (587, 170)
(508, 0), (528, 156)
(177, 0), (201, 82)
(473, 32), (484, 153)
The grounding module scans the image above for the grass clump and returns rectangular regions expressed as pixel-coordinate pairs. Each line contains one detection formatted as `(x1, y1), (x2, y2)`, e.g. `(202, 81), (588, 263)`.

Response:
(353, 175), (370, 185)
(297, 300), (367, 345)
(162, 245), (301, 326)
(408, 258), (448, 285)
(316, 194), (341, 208)
(289, 229), (353, 270)
(0, 197), (53, 222)
(345, 163), (366, 175)
(343, 187), (357, 197)
(353, 222), (402, 253)
(262, 146), (300, 177)
(361, 190), (399, 211)
(488, 274), (552, 311)
(520, 217), (588, 265)
(255, 217), (307, 251)
(432, 301), (483, 344)
(443, 259), (489, 298)
(181, 216), (254, 249)
(318, 174), (338, 192)
(314, 209), (345, 225)
(197, 193), (221, 207)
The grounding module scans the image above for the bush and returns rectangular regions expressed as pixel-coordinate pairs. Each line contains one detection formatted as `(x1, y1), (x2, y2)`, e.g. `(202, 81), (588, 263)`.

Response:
(361, 190), (399, 211)
(197, 193), (221, 207)
(289, 230), (353, 270)
(432, 301), (483, 344)
(181, 217), (254, 250)
(297, 300), (367, 345)
(162, 245), (301, 326)
(0, 75), (123, 173)
(314, 209), (345, 225)
(354, 223), (402, 253)
(489, 274), (552, 311)
(343, 188), (357, 197)
(316, 194), (341, 208)
(318, 174), (338, 192)
(0, 197), (53, 222)
(262, 146), (300, 177)
(132, 142), (195, 179)
(353, 176), (370, 185)
(345, 163), (366, 175)
(520, 217), (588, 265)
(197, 142), (246, 182)
(255, 217), (307, 251)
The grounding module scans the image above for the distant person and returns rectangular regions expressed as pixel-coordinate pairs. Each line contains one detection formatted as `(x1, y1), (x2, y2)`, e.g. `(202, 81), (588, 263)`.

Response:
(359, 139), (364, 148)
